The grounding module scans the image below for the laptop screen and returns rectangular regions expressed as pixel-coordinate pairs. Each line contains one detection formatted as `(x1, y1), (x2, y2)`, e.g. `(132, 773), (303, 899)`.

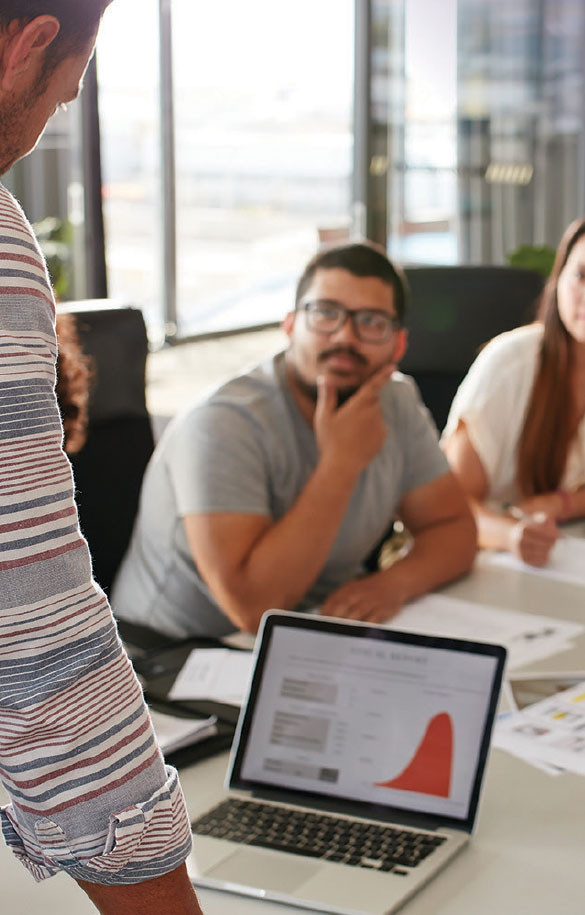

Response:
(229, 612), (506, 833)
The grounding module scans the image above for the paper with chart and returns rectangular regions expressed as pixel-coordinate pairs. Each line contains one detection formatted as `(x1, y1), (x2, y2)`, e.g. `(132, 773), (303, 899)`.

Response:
(169, 648), (255, 704)
(480, 536), (585, 587)
(389, 593), (584, 669)
(494, 681), (585, 776)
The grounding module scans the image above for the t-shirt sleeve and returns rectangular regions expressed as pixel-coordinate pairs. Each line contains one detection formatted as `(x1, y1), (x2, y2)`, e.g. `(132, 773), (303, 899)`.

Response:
(168, 399), (273, 517)
(441, 331), (536, 485)
(393, 376), (450, 495)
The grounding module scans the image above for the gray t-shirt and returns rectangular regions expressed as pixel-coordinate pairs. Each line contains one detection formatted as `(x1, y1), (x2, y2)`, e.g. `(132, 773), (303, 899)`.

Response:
(112, 352), (448, 638)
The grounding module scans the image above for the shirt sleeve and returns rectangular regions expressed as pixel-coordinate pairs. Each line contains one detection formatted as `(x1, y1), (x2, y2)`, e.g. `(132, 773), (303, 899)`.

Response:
(169, 398), (273, 517)
(441, 328), (540, 490)
(0, 193), (192, 885)
(391, 374), (450, 496)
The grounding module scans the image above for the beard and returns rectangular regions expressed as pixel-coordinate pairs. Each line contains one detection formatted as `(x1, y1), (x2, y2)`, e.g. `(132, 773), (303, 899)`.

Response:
(0, 73), (51, 176)
(0, 100), (27, 175)
(289, 371), (360, 406)
(288, 345), (371, 406)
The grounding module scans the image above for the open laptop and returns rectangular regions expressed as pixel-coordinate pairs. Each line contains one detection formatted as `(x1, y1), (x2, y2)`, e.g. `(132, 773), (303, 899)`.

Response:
(190, 611), (506, 915)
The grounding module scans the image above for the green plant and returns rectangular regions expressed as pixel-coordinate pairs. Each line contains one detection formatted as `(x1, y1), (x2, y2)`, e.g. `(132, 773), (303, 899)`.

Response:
(506, 244), (556, 278)
(33, 216), (74, 301)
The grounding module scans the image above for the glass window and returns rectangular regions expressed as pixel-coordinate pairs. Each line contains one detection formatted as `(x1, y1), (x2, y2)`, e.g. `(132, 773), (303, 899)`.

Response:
(386, 0), (458, 264)
(457, 0), (585, 261)
(171, 0), (354, 335)
(4, 105), (82, 301)
(374, 0), (585, 266)
(96, 0), (162, 333)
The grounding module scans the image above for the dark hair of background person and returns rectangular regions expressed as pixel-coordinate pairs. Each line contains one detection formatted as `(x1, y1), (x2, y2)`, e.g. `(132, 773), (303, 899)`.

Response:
(517, 217), (585, 496)
(0, 1), (112, 75)
(295, 241), (409, 326)
(55, 312), (93, 454)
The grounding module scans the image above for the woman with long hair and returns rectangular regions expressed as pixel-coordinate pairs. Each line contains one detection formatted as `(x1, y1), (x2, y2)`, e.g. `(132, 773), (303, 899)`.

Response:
(442, 218), (585, 566)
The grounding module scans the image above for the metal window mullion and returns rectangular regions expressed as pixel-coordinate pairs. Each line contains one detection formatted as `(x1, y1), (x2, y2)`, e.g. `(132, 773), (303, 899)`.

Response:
(352, 0), (372, 238)
(159, 0), (177, 340)
(80, 55), (108, 299)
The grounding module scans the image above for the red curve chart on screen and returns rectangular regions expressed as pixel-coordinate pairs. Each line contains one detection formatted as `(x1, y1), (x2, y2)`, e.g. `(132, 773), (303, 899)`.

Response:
(373, 712), (453, 798)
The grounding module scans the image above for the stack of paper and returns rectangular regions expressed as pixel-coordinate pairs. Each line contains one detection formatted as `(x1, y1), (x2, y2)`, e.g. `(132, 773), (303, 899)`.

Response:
(390, 593), (584, 670)
(494, 681), (585, 777)
(168, 648), (255, 705)
(149, 708), (218, 755)
(480, 535), (585, 587)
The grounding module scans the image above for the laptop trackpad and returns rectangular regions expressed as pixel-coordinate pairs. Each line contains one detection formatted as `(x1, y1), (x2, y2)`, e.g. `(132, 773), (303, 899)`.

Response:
(207, 847), (320, 893)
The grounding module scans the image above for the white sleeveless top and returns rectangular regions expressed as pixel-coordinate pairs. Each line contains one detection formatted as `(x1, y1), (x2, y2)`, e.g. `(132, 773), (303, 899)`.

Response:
(442, 324), (585, 503)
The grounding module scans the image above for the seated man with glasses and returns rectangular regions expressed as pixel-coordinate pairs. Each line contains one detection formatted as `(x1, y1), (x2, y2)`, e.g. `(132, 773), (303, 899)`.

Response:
(113, 242), (476, 638)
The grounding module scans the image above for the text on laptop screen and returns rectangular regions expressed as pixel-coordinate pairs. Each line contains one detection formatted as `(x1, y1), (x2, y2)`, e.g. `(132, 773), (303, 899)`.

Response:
(237, 624), (499, 823)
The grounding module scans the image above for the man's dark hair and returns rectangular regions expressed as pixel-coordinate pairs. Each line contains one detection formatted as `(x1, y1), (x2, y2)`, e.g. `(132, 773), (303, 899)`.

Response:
(295, 241), (409, 325)
(0, 1), (111, 72)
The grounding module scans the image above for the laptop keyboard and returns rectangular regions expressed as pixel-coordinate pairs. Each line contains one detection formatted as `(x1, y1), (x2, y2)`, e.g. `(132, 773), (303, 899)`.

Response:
(192, 798), (446, 872)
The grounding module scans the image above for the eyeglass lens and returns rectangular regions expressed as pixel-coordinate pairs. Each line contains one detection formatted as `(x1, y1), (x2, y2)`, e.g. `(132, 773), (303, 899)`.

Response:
(304, 301), (396, 342)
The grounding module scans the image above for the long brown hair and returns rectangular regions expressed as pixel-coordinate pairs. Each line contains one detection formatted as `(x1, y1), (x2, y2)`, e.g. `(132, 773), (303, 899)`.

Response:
(517, 218), (585, 495)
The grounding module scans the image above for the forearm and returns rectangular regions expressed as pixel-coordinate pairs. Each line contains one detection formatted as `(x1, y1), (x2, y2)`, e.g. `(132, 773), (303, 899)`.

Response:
(379, 513), (477, 606)
(561, 486), (585, 521)
(221, 455), (361, 629)
(471, 498), (516, 552)
(471, 496), (559, 566)
(77, 863), (203, 915)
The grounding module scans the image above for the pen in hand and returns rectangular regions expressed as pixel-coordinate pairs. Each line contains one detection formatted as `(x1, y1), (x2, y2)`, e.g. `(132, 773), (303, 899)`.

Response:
(507, 506), (548, 524)
(504, 505), (560, 565)
(507, 505), (567, 536)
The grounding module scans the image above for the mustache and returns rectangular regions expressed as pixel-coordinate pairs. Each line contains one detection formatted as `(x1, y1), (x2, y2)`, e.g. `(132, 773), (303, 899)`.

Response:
(317, 346), (368, 365)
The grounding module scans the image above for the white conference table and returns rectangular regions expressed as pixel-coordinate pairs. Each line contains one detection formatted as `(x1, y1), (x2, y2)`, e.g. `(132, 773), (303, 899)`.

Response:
(2, 529), (585, 914)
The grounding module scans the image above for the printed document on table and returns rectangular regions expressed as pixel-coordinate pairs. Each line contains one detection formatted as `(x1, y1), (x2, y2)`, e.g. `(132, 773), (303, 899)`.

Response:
(168, 648), (255, 705)
(149, 708), (218, 755)
(480, 536), (585, 587)
(389, 593), (584, 669)
(494, 681), (585, 776)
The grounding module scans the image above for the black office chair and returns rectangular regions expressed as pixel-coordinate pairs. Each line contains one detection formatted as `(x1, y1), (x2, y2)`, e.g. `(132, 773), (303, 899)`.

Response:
(65, 303), (155, 595)
(400, 265), (545, 432)
(364, 264), (545, 572)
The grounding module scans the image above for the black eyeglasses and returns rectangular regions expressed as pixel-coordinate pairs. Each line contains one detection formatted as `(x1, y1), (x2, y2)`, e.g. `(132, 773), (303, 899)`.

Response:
(300, 299), (400, 344)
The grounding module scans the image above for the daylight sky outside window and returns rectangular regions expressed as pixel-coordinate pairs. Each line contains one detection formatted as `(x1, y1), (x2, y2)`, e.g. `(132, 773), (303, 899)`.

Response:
(397, 0), (458, 264)
(97, 0), (161, 331)
(97, 0), (354, 338)
(172, 0), (354, 335)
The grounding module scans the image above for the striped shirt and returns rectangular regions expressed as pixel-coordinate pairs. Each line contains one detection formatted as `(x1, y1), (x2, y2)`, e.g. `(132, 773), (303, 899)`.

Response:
(0, 184), (192, 884)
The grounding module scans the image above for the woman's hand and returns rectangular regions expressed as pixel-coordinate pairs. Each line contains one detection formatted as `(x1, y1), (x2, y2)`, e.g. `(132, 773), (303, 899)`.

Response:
(516, 492), (567, 520)
(507, 515), (559, 566)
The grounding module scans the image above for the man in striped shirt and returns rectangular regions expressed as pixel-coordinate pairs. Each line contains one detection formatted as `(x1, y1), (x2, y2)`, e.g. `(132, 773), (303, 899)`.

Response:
(0, 4), (203, 912)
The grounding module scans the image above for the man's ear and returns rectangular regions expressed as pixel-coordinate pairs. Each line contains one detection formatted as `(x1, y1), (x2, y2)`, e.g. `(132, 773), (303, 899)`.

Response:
(0, 16), (60, 91)
(392, 328), (408, 366)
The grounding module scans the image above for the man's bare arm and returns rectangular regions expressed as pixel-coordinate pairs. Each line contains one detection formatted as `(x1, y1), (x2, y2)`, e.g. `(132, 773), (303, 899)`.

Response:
(77, 863), (203, 915)
(444, 421), (559, 565)
(183, 367), (393, 632)
(321, 470), (477, 622)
